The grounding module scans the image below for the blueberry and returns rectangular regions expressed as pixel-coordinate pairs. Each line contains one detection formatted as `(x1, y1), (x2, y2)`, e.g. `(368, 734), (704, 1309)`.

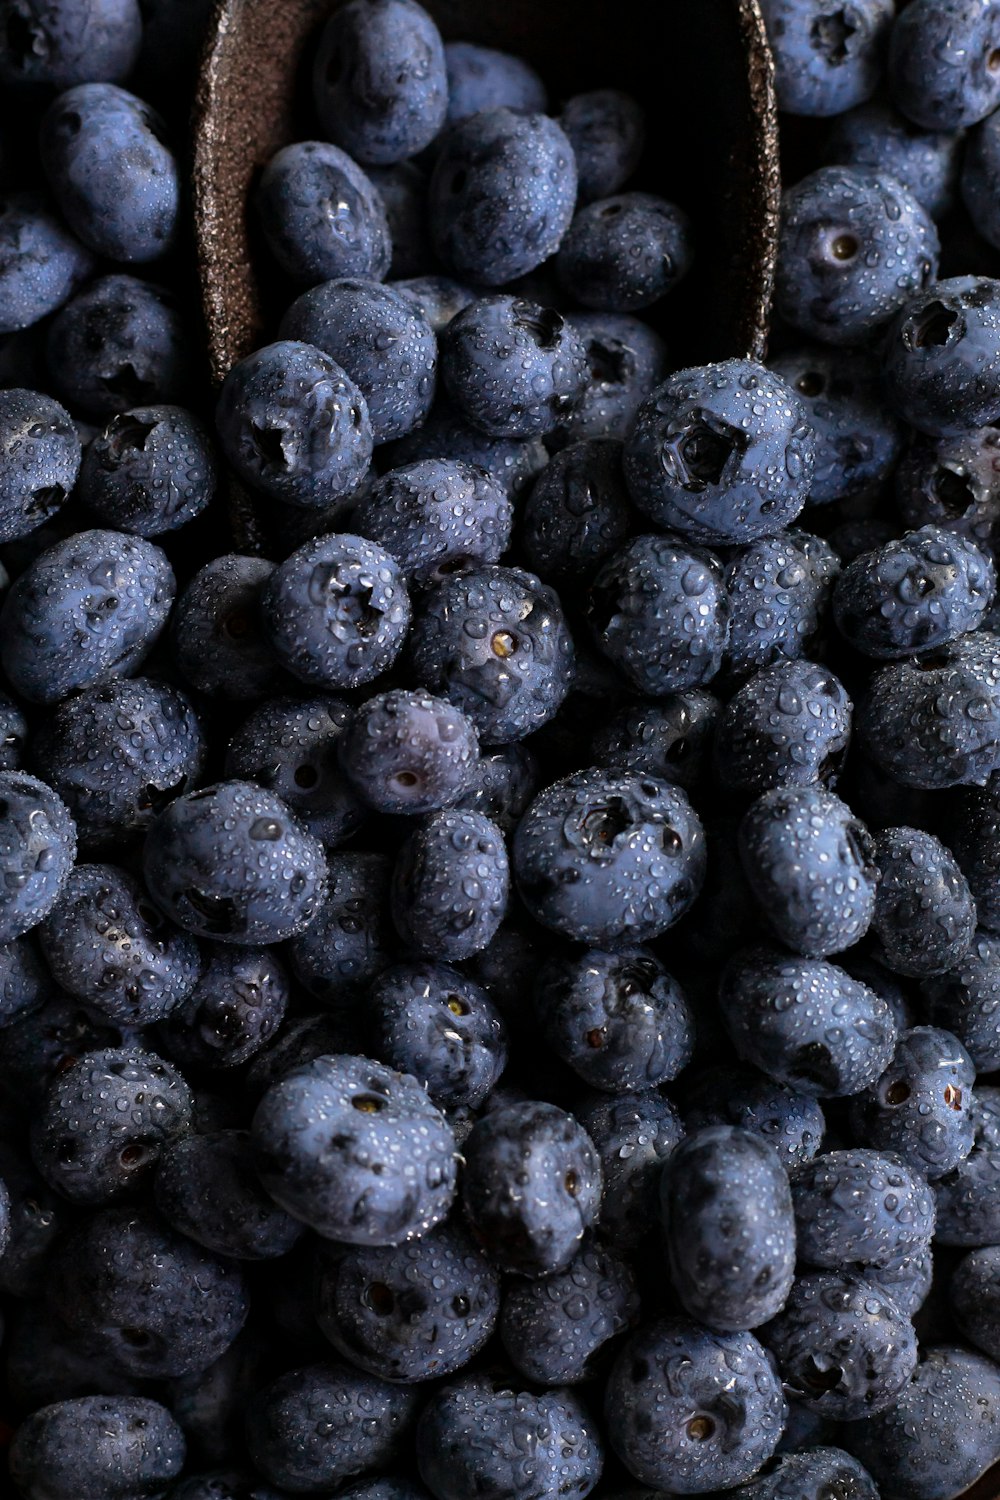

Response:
(715, 659), (853, 797)
(889, 0), (1000, 130)
(251, 1053), (457, 1243)
(381, 398), (548, 501)
(681, 1065), (825, 1170)
(556, 191), (693, 314)
(390, 807), (508, 961)
(443, 40), (547, 124)
(0, 191), (93, 333)
(461, 1099), (601, 1275)
(46, 274), (191, 417)
(279, 277), (436, 444)
(0, 0), (142, 88)
(245, 1012), (362, 1101)
(948, 781), (1000, 930)
(0, 386), (80, 545)
(171, 555), (289, 702)
(870, 825), (976, 978)
(662, 1125), (796, 1331)
(225, 694), (366, 849)
(934, 1085), (1000, 1245)
(951, 1245), (1000, 1362)
(215, 342), (373, 510)
(882, 275), (1000, 437)
(624, 359), (816, 545)
(719, 947), (898, 1096)
(0, 934), (50, 1027)
(154, 1129), (303, 1261)
(154, 943), (290, 1072)
(0, 991), (123, 1108)
(261, 532), (410, 690)
(392, 274), (476, 332)
(587, 533), (729, 695)
(849, 1024), (976, 1179)
(574, 1089), (684, 1249)
(336, 1481), (432, 1500)
(288, 851), (395, 1009)
(0, 771), (75, 941)
(727, 1446), (880, 1500)
(0, 527), (174, 705)
(168, 1477), (288, 1500)
(78, 404), (217, 536)
(520, 439), (633, 589)
(738, 785), (878, 957)
(605, 1319), (786, 1491)
(8, 1396), (184, 1500)
(791, 1147), (936, 1269)
(371, 960), (507, 1108)
(143, 780), (326, 944)
(339, 688), (479, 816)
(758, 0), (893, 115)
(0, 1145), (69, 1295)
(315, 1217), (500, 1381)
(312, 0), (447, 165)
(559, 89), (645, 204)
(825, 100), (963, 218)
(776, 166), (939, 346)
(557, 312), (669, 444)
(725, 532), (841, 678)
(453, 742), (539, 831)
(371, 162), (431, 280)
(255, 142), (392, 286)
(535, 944), (694, 1092)
(922, 930), (1000, 1071)
(591, 689), (720, 790)
(38, 862), (200, 1026)
(896, 426), (1000, 551)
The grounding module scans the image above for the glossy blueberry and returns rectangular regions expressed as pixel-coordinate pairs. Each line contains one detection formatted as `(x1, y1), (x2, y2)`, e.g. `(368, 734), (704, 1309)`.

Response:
(0, 191), (93, 334)
(725, 532), (840, 679)
(560, 88), (645, 204)
(171, 556), (289, 702)
(461, 1100), (601, 1276)
(681, 1066), (824, 1171)
(280, 278), (436, 445)
(535, 944), (694, 1092)
(662, 1125), (796, 1331)
(390, 807), (508, 961)
(8, 1396), (185, 1500)
(339, 688), (479, 816)
(371, 960), (506, 1108)
(624, 359), (816, 545)
(870, 826), (975, 978)
(896, 425), (1000, 552)
(78, 404), (217, 536)
(791, 1147), (936, 1270)
(605, 1319), (786, 1492)
(0, 1142), (64, 1298)
(889, 0), (1000, 130)
(154, 1129), (303, 1261)
(381, 398), (548, 500)
(882, 275), (1000, 437)
(316, 1217), (500, 1382)
(520, 439), (631, 589)
(0, 990), (123, 1108)
(849, 1024), (976, 1179)
(934, 1086), (1000, 1245)
(31, 1044), (192, 1204)
(826, 100), (963, 218)
(332, 1480), (431, 1500)
(0, 527), (174, 705)
(759, 0), (893, 115)
(288, 851), (395, 1008)
(453, 742), (538, 831)
(0, 694), (27, 774)
(443, 40), (546, 123)
(312, 0), (447, 165)
(251, 1053), (457, 1243)
(0, 935), (49, 1028)
(923, 930), (1000, 1071)
(556, 192), (693, 313)
(0, 771), (75, 942)
(371, 162), (430, 280)
(499, 1236), (637, 1386)
(591, 690), (719, 790)
(255, 142), (392, 286)
(951, 1245), (1000, 1362)
(557, 312), (668, 445)
(574, 1090), (683, 1249)
(729, 1446), (880, 1500)
(719, 947), (898, 1097)
(155, 943), (289, 1072)
(215, 341), (373, 509)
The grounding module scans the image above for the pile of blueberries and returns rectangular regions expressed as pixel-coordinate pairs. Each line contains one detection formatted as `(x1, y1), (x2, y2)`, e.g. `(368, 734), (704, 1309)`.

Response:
(12, 0), (1000, 1497)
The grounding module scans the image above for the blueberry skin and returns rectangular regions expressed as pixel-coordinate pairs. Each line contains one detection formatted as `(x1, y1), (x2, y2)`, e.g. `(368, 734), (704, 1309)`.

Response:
(556, 192), (693, 314)
(890, 0), (1000, 130)
(371, 960), (507, 1108)
(728, 1446), (880, 1500)
(154, 1129), (303, 1261)
(34, 676), (204, 845)
(0, 771), (75, 942)
(443, 40), (547, 124)
(440, 296), (588, 440)
(605, 1319), (786, 1492)
(857, 631), (1000, 789)
(50, 1205), (248, 1378)
(255, 142), (392, 286)
(520, 439), (632, 589)
(280, 278), (436, 444)
(923, 930), (1000, 1071)
(844, 1344), (1000, 1498)
(38, 862), (201, 1026)
(717, 659), (853, 796)
(662, 1125), (796, 1332)
(46, 274), (191, 418)
(261, 533), (411, 691)
(681, 1066), (825, 1171)
(30, 1044), (192, 1204)
(515, 768), (705, 947)
(215, 341), (373, 509)
(393, 273), (476, 332)
(574, 1090), (684, 1249)
(738, 786), (878, 958)
(591, 689), (720, 790)
(535, 945), (694, 1092)
(769, 347), (903, 505)
(288, 851), (395, 1008)
(155, 943), (290, 1072)
(410, 564), (574, 745)
(934, 1086), (1000, 1245)
(381, 399), (548, 501)
(340, 689), (479, 816)
(791, 1148), (936, 1270)
(390, 807), (508, 962)
(8, 1396), (185, 1500)
(849, 1024), (976, 1179)
(312, 0), (447, 165)
(0, 693), (27, 773)
(834, 525), (995, 658)
(79, 404), (218, 537)
(0, 527), (174, 705)
(40, 84), (179, 264)
(225, 695), (366, 850)
(143, 781), (326, 945)
(0, 0), (142, 86)
(588, 533), (729, 696)
(777, 166), (939, 347)
(0, 990), (123, 1108)
(251, 1053), (457, 1244)
(429, 108), (578, 285)
(719, 947), (898, 1097)
(949, 782), (1000, 931)
(725, 532), (840, 678)
(560, 89), (645, 204)
(758, 0), (893, 116)
(558, 312), (668, 446)
(896, 426), (1000, 552)
(826, 100), (963, 219)
(964, 108), (1000, 254)
(0, 190), (93, 333)
(353, 457), (512, 589)
(337, 1481), (432, 1500)
(168, 1478), (289, 1500)
(882, 276), (1000, 437)
(0, 935), (50, 1027)
(371, 162), (431, 280)
(624, 359), (816, 546)
(316, 1218), (500, 1382)
(951, 1245), (1000, 1361)
(454, 742), (538, 831)
(461, 1100), (601, 1276)
(870, 826), (975, 978)
(171, 555), (290, 702)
